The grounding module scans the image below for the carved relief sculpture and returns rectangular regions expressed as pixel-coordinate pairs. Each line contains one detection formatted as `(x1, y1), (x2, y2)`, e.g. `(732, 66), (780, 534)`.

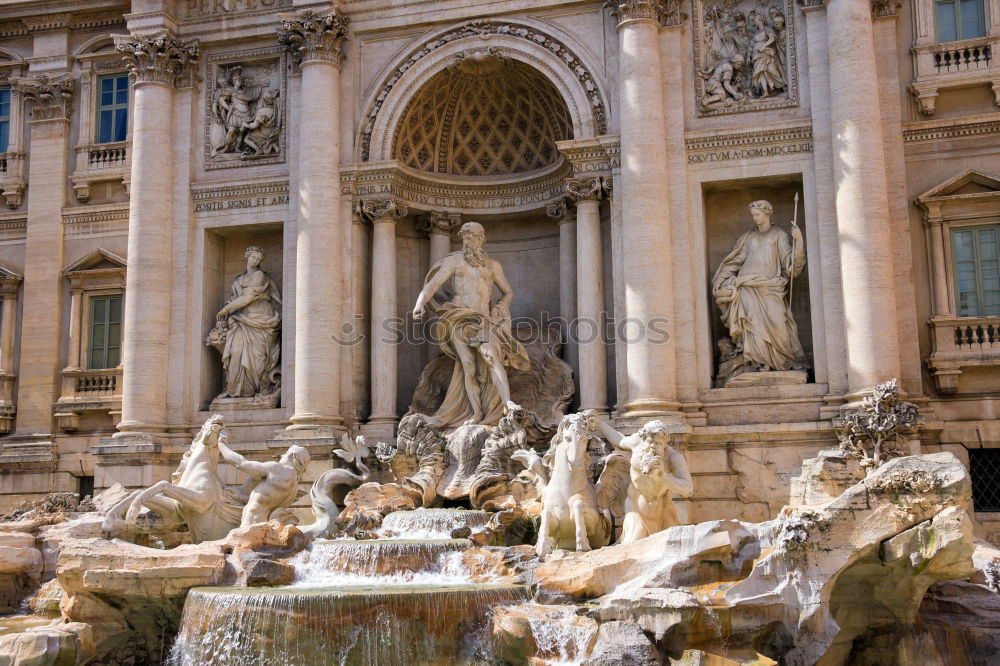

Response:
(695, 0), (797, 115)
(711, 199), (808, 385)
(412, 221), (531, 427)
(206, 246), (282, 407)
(206, 56), (284, 168)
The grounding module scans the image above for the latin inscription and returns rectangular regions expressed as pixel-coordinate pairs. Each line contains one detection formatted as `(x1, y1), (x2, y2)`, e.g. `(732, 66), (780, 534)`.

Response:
(195, 194), (288, 213)
(181, 0), (291, 20)
(687, 142), (813, 164)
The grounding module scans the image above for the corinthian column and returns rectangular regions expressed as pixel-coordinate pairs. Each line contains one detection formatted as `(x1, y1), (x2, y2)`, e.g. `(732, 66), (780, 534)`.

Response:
(826, 0), (901, 391)
(567, 177), (609, 416)
(361, 198), (408, 438)
(547, 199), (578, 384)
(114, 38), (198, 437)
(606, 1), (682, 420)
(418, 211), (459, 267)
(278, 10), (350, 434)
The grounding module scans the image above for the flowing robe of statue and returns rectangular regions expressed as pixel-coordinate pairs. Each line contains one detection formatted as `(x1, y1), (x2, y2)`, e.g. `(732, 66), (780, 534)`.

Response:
(712, 225), (805, 371)
(220, 269), (281, 398)
(423, 255), (530, 427)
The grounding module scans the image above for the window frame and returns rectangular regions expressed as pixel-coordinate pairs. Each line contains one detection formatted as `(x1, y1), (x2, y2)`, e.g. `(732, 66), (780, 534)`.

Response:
(85, 291), (122, 370)
(94, 74), (129, 145)
(944, 217), (1000, 318)
(0, 85), (11, 154)
(934, 0), (988, 42)
(950, 222), (1000, 317)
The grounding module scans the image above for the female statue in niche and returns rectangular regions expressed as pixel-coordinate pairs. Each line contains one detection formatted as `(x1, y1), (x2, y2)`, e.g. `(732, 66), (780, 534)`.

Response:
(712, 199), (807, 382)
(207, 246), (281, 403)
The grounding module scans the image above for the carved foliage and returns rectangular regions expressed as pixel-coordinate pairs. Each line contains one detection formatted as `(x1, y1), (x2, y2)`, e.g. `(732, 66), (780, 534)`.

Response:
(836, 379), (921, 472)
(14, 76), (74, 121)
(604, 0), (685, 26)
(117, 35), (199, 87)
(276, 10), (350, 66)
(871, 0), (901, 18)
(694, 0), (798, 116)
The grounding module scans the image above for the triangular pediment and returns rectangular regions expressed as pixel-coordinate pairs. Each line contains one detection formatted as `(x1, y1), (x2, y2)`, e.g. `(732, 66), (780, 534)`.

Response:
(0, 263), (22, 281)
(63, 248), (126, 274)
(918, 169), (1000, 203)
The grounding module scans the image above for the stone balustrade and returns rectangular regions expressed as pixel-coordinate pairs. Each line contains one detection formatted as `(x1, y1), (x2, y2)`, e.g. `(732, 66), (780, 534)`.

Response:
(910, 34), (1000, 115)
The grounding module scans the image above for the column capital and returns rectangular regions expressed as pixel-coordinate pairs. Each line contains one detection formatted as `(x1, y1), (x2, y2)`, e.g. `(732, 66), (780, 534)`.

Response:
(603, 0), (685, 28)
(566, 176), (611, 202)
(14, 75), (74, 122)
(797, 0), (828, 10)
(871, 1), (901, 19)
(357, 198), (407, 223)
(277, 10), (350, 67)
(546, 198), (572, 221)
(416, 210), (460, 235)
(116, 34), (200, 88)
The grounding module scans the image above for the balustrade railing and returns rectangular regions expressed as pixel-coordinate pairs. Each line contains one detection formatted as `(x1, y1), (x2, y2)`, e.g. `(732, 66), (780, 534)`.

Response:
(87, 143), (127, 168)
(933, 42), (992, 73)
(954, 320), (1000, 349)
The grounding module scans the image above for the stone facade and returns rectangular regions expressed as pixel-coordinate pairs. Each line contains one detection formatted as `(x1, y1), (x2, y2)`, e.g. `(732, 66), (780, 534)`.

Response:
(0, 0), (998, 543)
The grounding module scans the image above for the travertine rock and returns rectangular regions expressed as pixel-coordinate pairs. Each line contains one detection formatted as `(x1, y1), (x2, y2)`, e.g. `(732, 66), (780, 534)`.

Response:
(0, 621), (94, 666)
(581, 620), (662, 666)
(533, 453), (978, 665)
(491, 603), (598, 665)
(0, 531), (42, 614)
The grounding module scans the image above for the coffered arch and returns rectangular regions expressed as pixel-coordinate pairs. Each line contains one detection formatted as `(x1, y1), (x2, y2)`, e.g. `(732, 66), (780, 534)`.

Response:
(359, 19), (611, 165)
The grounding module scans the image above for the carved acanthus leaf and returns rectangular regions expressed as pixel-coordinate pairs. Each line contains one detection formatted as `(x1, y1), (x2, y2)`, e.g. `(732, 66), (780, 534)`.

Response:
(604, 0), (685, 27)
(277, 10), (350, 66)
(358, 198), (408, 223)
(117, 35), (200, 87)
(14, 76), (74, 121)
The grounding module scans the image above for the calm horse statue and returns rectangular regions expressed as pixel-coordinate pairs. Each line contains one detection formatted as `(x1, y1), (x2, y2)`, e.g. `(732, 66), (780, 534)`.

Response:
(513, 411), (629, 559)
(102, 414), (243, 543)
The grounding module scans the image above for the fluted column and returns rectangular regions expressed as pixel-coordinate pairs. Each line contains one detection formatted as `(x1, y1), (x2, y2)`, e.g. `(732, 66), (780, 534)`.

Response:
(567, 177), (609, 415)
(362, 198), (408, 436)
(278, 10), (350, 433)
(606, 1), (682, 420)
(547, 199), (578, 385)
(114, 37), (198, 437)
(418, 211), (460, 267)
(827, 0), (901, 391)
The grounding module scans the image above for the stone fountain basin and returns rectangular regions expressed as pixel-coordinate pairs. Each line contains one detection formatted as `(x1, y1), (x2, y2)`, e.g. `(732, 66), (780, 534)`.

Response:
(171, 583), (530, 666)
(295, 538), (473, 579)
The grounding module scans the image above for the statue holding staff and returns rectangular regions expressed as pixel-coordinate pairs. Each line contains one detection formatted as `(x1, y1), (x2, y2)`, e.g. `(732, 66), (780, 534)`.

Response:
(712, 199), (808, 382)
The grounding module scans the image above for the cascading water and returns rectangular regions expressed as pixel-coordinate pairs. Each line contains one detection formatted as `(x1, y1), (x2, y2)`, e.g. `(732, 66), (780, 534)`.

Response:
(169, 509), (527, 665)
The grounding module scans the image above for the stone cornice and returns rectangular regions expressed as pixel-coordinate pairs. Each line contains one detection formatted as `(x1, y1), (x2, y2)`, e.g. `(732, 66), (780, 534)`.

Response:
(277, 10), (350, 67)
(117, 34), (200, 88)
(14, 76), (74, 122)
(903, 116), (1000, 144)
(604, 0), (685, 27)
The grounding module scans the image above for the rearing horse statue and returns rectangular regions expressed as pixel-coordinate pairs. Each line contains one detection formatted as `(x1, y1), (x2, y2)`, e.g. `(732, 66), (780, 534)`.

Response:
(513, 411), (629, 559)
(102, 414), (243, 543)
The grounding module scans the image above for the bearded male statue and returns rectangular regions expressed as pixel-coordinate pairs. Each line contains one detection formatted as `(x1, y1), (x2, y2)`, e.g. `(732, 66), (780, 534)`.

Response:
(412, 221), (530, 427)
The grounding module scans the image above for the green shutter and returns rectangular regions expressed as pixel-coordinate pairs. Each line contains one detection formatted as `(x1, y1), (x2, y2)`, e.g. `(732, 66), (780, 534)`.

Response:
(88, 295), (123, 369)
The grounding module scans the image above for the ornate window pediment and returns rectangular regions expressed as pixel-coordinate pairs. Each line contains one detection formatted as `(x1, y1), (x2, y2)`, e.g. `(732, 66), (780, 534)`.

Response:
(919, 169), (1000, 393)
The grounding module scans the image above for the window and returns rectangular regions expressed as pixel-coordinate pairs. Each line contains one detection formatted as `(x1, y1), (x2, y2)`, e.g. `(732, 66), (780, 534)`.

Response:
(88, 294), (121, 369)
(952, 224), (1000, 317)
(970, 448), (1000, 511)
(96, 75), (128, 143)
(0, 87), (10, 153)
(936, 0), (987, 42)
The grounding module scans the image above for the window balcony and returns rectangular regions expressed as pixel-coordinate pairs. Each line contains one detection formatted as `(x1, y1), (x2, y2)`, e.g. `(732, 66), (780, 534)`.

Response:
(927, 316), (1000, 392)
(0, 152), (25, 209)
(54, 367), (123, 432)
(910, 35), (1000, 115)
(72, 141), (130, 203)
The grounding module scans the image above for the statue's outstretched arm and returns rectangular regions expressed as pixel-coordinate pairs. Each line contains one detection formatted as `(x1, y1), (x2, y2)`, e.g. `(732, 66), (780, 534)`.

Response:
(218, 439), (269, 478)
(596, 420), (628, 450)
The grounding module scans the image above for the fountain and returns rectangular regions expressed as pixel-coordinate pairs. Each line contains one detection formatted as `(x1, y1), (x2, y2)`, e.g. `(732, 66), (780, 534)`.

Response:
(168, 508), (529, 665)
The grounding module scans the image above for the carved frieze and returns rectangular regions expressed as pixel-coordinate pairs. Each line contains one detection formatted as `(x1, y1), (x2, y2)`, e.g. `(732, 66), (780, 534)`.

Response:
(14, 76), (74, 121)
(693, 0), (799, 116)
(117, 35), (200, 88)
(277, 9), (350, 67)
(205, 49), (286, 170)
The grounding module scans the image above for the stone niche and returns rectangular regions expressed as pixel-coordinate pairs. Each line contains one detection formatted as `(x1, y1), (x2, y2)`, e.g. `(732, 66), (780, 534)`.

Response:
(393, 213), (561, 415)
(703, 176), (813, 386)
(200, 225), (284, 411)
